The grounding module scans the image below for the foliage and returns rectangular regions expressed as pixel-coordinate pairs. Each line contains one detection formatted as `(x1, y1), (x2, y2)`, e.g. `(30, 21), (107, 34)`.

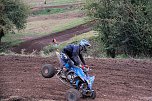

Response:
(0, 0), (29, 42)
(43, 45), (59, 54)
(85, 0), (152, 57)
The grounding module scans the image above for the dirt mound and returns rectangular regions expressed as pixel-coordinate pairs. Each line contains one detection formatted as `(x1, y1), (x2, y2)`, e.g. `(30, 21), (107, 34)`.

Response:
(0, 55), (152, 101)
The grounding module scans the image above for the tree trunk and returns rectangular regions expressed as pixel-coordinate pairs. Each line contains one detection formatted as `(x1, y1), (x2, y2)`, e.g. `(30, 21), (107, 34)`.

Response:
(0, 28), (4, 44)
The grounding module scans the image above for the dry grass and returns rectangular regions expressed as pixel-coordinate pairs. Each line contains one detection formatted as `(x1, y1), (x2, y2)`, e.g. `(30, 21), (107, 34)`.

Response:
(21, 17), (86, 37)
(22, 0), (51, 5)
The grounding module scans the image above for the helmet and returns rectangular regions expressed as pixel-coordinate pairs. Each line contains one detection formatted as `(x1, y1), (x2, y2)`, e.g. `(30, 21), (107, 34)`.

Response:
(79, 39), (91, 47)
(79, 39), (91, 52)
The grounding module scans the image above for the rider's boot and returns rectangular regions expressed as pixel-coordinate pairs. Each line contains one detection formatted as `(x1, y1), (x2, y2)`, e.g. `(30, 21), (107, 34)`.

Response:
(60, 67), (67, 79)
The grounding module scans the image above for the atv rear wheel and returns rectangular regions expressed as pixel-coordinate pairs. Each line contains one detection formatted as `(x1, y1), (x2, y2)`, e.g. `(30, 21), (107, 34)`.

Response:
(41, 64), (56, 78)
(65, 88), (81, 101)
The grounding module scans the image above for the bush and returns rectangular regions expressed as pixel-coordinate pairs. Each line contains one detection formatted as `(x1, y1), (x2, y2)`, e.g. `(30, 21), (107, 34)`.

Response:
(43, 45), (59, 54)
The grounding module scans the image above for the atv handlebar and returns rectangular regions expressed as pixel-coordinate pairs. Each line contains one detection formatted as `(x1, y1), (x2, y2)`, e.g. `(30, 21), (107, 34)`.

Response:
(81, 65), (94, 72)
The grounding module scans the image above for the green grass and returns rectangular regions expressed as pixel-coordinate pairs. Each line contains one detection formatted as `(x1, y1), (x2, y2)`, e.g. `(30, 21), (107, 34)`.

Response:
(31, 8), (73, 16)
(0, 40), (23, 52)
(52, 17), (90, 33)
(0, 32), (24, 52)
(28, 0), (83, 7)
(47, 0), (83, 6)
(49, 0), (83, 5)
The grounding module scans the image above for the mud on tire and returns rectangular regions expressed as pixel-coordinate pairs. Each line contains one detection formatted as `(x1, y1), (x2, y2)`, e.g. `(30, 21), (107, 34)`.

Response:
(65, 88), (81, 101)
(41, 64), (56, 78)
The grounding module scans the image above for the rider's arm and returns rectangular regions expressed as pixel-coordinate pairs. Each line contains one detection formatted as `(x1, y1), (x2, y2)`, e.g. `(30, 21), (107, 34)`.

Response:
(72, 45), (81, 66)
(79, 53), (86, 65)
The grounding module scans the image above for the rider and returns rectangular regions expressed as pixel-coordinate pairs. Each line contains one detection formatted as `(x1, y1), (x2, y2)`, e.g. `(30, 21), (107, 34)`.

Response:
(60, 39), (91, 74)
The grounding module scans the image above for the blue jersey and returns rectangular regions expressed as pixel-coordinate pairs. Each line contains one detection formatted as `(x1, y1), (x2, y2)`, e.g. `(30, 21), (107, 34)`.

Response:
(62, 44), (86, 66)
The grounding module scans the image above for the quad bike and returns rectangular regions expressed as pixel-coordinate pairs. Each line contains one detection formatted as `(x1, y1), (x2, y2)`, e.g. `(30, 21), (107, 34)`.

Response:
(41, 52), (96, 101)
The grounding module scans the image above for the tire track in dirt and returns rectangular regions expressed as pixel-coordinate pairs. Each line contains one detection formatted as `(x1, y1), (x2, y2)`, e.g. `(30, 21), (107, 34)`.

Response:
(0, 56), (152, 101)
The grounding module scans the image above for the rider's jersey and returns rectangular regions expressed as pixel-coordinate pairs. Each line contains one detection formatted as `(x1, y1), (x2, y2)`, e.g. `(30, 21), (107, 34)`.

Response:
(62, 44), (86, 66)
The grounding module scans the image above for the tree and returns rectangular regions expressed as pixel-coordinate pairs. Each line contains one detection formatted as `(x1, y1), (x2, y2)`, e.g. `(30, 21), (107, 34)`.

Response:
(0, 0), (29, 43)
(85, 0), (152, 57)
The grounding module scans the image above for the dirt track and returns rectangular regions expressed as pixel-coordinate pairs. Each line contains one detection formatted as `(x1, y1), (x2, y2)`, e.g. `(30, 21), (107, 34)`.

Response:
(0, 55), (152, 101)
(11, 21), (94, 53)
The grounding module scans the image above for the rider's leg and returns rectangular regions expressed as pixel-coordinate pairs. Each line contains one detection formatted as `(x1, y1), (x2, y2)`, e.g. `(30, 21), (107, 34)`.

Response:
(60, 53), (71, 78)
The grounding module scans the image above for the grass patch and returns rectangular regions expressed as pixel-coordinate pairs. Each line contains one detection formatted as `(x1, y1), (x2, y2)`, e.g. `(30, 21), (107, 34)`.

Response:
(25, 0), (83, 7)
(31, 8), (73, 16)
(116, 54), (129, 58)
(47, 0), (83, 6)
(0, 40), (23, 52)
(52, 17), (90, 33)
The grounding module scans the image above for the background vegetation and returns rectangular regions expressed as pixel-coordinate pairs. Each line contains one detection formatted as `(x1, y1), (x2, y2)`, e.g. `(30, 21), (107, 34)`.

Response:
(1, 0), (152, 59)
(0, 0), (29, 43)
(85, 0), (152, 58)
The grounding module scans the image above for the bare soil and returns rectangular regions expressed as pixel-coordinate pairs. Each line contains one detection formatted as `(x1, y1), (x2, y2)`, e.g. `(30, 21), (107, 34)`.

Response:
(0, 55), (152, 101)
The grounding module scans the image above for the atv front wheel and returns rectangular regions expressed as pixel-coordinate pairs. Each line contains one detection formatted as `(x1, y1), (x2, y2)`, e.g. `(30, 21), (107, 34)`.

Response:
(41, 64), (56, 78)
(90, 90), (96, 99)
(65, 88), (81, 101)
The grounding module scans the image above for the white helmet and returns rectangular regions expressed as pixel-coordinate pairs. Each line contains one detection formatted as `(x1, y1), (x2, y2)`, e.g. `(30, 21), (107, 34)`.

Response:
(79, 39), (91, 51)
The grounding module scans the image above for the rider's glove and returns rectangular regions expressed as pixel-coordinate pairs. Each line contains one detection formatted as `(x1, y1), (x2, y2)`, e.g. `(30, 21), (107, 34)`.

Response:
(84, 65), (89, 68)
(82, 65), (89, 72)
